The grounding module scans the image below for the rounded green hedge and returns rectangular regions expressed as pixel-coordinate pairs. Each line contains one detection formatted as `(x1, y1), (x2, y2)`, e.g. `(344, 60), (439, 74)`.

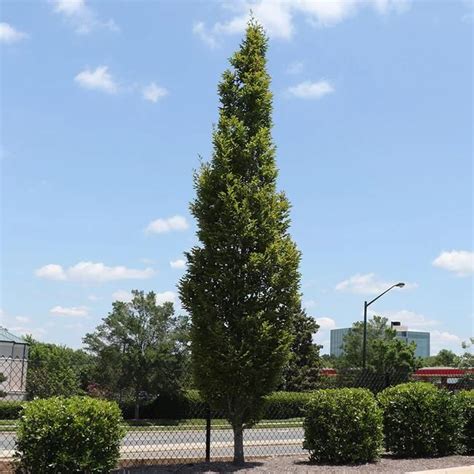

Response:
(457, 390), (474, 454)
(378, 382), (465, 457)
(15, 396), (125, 473)
(303, 388), (383, 464)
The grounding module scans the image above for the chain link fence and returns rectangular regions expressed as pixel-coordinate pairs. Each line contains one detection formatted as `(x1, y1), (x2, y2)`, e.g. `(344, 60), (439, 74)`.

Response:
(0, 358), (471, 472)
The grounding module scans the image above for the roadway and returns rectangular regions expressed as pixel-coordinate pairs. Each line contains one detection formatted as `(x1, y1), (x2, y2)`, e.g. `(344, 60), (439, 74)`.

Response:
(0, 427), (305, 461)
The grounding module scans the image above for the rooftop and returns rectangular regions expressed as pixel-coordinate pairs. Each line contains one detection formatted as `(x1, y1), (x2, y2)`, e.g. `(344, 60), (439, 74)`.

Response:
(0, 327), (27, 344)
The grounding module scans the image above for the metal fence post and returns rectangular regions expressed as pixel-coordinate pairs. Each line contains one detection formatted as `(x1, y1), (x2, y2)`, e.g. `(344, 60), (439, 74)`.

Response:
(205, 404), (211, 463)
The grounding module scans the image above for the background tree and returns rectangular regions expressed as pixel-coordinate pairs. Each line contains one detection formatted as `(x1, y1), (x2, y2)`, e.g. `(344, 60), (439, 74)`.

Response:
(279, 309), (321, 391)
(422, 349), (460, 367)
(179, 21), (301, 463)
(0, 373), (7, 398)
(25, 336), (93, 399)
(83, 290), (189, 419)
(340, 316), (417, 376)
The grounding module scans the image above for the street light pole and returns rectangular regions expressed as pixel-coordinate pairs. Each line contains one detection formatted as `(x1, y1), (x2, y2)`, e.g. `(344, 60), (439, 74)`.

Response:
(362, 282), (405, 369)
(362, 300), (368, 369)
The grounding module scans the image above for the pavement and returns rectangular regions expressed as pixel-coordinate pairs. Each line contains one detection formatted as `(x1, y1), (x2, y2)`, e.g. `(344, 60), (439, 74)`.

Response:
(407, 467), (474, 474)
(0, 427), (305, 460)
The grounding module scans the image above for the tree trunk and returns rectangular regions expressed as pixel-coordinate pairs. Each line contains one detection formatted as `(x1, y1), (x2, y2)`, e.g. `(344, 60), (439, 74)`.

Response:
(134, 397), (140, 419)
(232, 422), (244, 464)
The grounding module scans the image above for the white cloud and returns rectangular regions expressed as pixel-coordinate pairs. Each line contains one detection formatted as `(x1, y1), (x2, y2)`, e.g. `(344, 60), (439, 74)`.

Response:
(287, 80), (334, 99)
(36, 261), (155, 283)
(142, 82), (168, 103)
(193, 22), (218, 48)
(303, 299), (317, 309)
(156, 291), (176, 305)
(87, 294), (101, 301)
(313, 316), (337, 354)
(335, 273), (417, 295)
(145, 215), (189, 235)
(52, 0), (118, 34)
(371, 309), (439, 329)
(286, 61), (304, 75)
(75, 66), (118, 94)
(112, 290), (177, 305)
(432, 250), (474, 277)
(112, 290), (133, 302)
(9, 326), (47, 339)
(0, 22), (28, 43)
(0, 309), (46, 340)
(35, 264), (67, 281)
(315, 317), (336, 330)
(193, 0), (410, 46)
(15, 316), (30, 324)
(430, 330), (463, 355)
(50, 305), (88, 317)
(170, 259), (186, 269)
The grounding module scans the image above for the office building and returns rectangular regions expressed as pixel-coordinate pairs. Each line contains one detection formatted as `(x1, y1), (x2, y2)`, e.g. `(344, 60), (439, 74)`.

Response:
(330, 324), (430, 358)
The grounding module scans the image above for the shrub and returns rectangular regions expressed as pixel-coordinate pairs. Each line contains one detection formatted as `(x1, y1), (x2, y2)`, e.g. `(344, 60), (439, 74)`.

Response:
(457, 390), (474, 454)
(262, 391), (313, 419)
(378, 382), (464, 457)
(121, 390), (313, 420)
(0, 401), (24, 420)
(15, 396), (125, 473)
(303, 388), (383, 464)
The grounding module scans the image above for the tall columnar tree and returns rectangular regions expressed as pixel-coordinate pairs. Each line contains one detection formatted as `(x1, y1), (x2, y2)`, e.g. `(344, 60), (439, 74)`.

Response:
(179, 21), (301, 463)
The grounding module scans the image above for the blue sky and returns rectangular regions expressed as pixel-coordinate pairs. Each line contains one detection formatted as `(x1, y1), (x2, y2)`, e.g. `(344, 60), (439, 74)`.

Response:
(1, 0), (472, 355)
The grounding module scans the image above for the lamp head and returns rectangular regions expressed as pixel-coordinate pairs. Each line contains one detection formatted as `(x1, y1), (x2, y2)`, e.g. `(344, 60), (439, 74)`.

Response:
(395, 282), (405, 288)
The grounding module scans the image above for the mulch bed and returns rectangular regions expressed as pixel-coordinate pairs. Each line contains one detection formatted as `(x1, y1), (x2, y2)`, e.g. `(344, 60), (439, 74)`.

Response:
(113, 454), (474, 473)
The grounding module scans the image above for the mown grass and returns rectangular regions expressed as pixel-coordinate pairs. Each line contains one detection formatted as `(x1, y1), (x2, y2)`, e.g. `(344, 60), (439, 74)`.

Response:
(0, 418), (304, 433)
(124, 418), (304, 431)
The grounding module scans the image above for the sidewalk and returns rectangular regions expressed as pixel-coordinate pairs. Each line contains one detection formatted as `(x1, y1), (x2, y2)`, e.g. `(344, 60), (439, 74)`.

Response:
(407, 466), (474, 474)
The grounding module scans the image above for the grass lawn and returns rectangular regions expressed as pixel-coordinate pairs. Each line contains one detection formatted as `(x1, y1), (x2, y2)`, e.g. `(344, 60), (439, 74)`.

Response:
(0, 418), (304, 433)
(123, 418), (304, 431)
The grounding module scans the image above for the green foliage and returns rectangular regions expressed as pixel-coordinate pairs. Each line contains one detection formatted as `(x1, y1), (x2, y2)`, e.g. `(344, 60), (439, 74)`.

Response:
(263, 391), (313, 419)
(456, 390), (474, 454)
(280, 309), (321, 391)
(340, 316), (417, 378)
(458, 351), (474, 369)
(0, 372), (6, 398)
(378, 382), (465, 457)
(120, 390), (311, 420)
(0, 400), (23, 419)
(303, 388), (383, 464)
(83, 290), (190, 418)
(25, 336), (94, 399)
(422, 349), (460, 367)
(179, 20), (301, 461)
(15, 396), (125, 473)
(121, 389), (207, 420)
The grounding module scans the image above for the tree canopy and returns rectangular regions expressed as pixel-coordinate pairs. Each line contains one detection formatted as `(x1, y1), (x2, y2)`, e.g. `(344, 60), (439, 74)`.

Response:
(25, 336), (93, 399)
(179, 20), (301, 463)
(279, 309), (321, 391)
(83, 290), (189, 418)
(339, 316), (417, 375)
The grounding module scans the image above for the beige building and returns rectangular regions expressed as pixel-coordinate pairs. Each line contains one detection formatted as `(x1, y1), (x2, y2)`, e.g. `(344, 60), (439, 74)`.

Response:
(0, 328), (28, 400)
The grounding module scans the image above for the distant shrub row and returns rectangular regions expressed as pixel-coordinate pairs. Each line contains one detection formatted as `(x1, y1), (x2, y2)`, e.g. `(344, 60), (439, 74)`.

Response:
(0, 401), (24, 420)
(120, 390), (313, 420)
(303, 383), (473, 463)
